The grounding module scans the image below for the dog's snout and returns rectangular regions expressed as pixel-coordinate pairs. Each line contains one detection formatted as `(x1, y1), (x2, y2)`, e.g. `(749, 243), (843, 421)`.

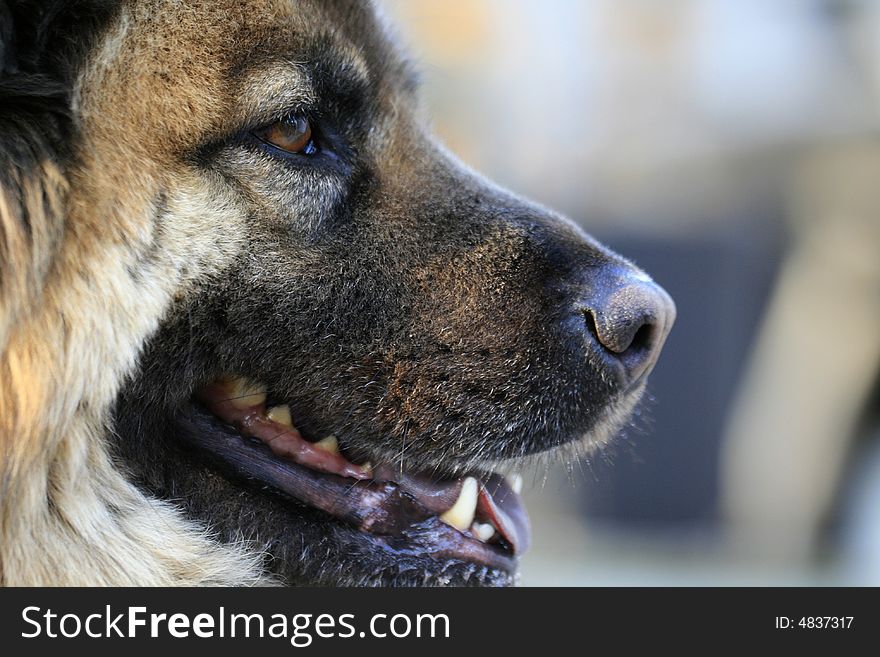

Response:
(577, 270), (676, 388)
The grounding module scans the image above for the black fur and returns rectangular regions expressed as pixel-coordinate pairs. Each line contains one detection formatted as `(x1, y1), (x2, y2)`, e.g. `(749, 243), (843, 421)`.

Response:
(0, 0), (120, 294)
(4, 0), (671, 587)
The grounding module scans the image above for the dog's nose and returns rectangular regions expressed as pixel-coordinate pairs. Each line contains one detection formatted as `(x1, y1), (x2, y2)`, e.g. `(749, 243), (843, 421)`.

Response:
(576, 269), (676, 388)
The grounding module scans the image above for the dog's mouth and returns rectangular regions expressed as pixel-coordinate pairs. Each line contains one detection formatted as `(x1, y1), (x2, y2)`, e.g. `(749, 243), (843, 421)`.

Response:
(177, 376), (531, 577)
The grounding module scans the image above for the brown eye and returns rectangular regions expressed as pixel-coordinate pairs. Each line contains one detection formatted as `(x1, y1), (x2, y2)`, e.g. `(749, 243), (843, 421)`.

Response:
(257, 115), (316, 155)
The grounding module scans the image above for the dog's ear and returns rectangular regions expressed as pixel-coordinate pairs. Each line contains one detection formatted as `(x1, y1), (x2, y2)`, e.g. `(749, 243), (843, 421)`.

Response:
(0, 1), (68, 350)
(0, 1), (122, 350)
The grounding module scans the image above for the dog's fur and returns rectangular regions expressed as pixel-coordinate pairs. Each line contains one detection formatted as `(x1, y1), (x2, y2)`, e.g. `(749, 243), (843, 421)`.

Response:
(0, 0), (666, 586)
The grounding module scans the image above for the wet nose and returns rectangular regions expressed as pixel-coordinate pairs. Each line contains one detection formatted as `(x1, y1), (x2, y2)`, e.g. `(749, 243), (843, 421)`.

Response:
(577, 269), (676, 388)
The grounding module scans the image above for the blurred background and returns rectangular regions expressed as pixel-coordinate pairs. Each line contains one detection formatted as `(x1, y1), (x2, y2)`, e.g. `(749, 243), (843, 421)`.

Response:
(384, 0), (880, 585)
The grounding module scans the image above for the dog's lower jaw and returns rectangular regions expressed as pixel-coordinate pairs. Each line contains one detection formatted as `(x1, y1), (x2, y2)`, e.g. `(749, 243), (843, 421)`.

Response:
(110, 369), (647, 587)
(169, 398), (526, 586)
(133, 445), (521, 587)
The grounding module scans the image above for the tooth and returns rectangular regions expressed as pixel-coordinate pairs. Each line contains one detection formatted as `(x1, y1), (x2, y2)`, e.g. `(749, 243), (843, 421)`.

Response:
(314, 435), (339, 454)
(473, 522), (496, 542)
(225, 377), (267, 409)
(266, 404), (292, 427)
(360, 461), (373, 475)
(508, 473), (523, 495)
(440, 477), (478, 531)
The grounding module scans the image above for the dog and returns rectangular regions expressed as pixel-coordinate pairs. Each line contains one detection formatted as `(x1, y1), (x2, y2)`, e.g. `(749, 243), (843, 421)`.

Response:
(0, 0), (674, 586)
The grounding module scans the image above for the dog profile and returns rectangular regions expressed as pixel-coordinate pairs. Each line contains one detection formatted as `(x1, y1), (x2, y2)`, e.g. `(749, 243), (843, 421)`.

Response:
(0, 0), (674, 586)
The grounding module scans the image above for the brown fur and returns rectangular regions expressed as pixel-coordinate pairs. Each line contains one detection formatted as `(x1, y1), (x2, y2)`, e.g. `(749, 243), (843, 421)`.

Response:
(1, 0), (279, 586)
(1, 0), (672, 586)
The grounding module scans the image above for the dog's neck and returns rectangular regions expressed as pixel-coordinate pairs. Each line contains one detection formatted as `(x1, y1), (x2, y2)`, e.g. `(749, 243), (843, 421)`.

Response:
(0, 189), (266, 585)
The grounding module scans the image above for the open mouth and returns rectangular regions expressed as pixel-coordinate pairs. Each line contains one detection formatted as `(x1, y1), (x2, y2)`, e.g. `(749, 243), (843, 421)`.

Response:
(177, 377), (531, 577)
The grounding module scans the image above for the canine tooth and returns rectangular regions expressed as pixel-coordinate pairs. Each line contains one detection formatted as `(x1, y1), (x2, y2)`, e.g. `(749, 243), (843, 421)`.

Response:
(440, 477), (478, 531)
(473, 522), (496, 542)
(314, 435), (339, 454)
(225, 377), (267, 409)
(508, 473), (523, 495)
(360, 462), (373, 475)
(266, 404), (292, 427)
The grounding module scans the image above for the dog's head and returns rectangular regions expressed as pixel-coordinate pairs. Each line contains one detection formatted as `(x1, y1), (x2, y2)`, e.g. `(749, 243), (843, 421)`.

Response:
(1, 0), (673, 586)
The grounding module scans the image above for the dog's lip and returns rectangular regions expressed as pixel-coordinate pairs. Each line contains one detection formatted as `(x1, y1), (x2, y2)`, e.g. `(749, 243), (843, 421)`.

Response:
(176, 379), (530, 572)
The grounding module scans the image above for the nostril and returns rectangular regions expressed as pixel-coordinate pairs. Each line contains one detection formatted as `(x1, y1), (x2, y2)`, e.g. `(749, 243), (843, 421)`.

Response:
(573, 271), (674, 387)
(582, 307), (654, 355)
(581, 308), (600, 346)
(628, 322), (654, 354)
(578, 308), (660, 386)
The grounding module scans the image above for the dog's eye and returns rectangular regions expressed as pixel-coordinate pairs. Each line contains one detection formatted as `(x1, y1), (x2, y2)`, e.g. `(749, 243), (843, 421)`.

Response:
(255, 115), (316, 155)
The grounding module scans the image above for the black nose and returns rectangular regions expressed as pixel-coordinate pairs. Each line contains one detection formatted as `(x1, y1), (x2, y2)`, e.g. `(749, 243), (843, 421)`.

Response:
(577, 268), (676, 388)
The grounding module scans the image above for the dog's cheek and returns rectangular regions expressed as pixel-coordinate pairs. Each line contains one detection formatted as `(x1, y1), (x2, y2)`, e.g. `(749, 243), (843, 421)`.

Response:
(157, 177), (250, 290)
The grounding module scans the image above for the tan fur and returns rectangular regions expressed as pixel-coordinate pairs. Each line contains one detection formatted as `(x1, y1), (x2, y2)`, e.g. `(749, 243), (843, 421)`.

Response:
(0, 1), (283, 585)
(1, 0), (665, 586)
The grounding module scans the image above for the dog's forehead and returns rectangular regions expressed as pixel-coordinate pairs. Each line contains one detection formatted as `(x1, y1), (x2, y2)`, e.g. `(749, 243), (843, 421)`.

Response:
(78, 0), (409, 154)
